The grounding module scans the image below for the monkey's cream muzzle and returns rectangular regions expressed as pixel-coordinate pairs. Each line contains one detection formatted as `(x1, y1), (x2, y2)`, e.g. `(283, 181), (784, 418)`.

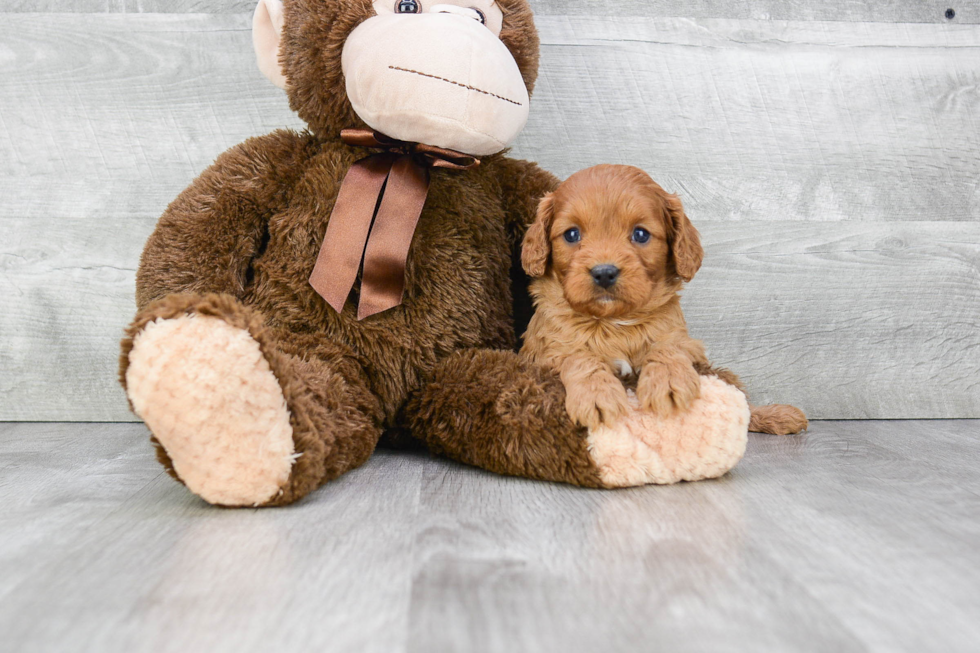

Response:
(341, 12), (530, 156)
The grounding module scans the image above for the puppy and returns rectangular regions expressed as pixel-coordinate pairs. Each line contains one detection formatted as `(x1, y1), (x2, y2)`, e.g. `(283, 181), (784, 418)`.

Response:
(520, 164), (807, 435)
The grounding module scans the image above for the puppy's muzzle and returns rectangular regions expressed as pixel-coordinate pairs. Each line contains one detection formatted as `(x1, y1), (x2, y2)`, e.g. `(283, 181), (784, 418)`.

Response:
(590, 264), (620, 289)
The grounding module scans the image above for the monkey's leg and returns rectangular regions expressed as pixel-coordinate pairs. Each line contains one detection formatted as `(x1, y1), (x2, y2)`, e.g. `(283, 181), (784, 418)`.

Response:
(404, 349), (604, 486)
(120, 293), (383, 507)
(406, 349), (750, 487)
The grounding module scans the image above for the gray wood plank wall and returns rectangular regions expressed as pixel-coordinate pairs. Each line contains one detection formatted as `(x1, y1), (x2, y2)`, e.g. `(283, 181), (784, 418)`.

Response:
(5, 1), (978, 23)
(1, 2), (978, 421)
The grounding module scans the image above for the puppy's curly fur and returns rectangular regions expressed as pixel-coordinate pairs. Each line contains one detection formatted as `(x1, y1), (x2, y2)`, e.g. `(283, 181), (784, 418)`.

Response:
(520, 164), (807, 435)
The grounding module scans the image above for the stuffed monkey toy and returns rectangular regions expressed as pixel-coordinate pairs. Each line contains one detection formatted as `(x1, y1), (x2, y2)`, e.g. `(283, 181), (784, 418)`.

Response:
(120, 0), (786, 507)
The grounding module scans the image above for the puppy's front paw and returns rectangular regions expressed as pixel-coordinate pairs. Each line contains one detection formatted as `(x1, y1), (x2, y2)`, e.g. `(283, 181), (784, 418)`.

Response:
(669, 363), (702, 412)
(638, 360), (701, 414)
(565, 381), (630, 430)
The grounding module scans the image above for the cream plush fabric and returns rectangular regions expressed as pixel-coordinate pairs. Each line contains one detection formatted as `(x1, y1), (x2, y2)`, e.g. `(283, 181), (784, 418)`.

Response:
(342, 13), (530, 155)
(253, 0), (528, 154)
(587, 376), (750, 487)
(126, 315), (296, 506)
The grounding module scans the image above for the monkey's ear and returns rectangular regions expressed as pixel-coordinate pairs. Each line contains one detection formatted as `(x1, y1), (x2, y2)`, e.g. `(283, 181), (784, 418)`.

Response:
(252, 0), (287, 89)
(665, 193), (703, 282)
(522, 193), (555, 277)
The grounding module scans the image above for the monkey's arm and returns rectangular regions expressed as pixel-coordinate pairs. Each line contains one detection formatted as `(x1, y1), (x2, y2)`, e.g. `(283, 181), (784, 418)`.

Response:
(136, 129), (313, 309)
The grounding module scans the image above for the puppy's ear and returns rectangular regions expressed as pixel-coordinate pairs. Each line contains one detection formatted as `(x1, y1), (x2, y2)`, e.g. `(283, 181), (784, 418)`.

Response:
(522, 193), (555, 277)
(665, 193), (703, 282)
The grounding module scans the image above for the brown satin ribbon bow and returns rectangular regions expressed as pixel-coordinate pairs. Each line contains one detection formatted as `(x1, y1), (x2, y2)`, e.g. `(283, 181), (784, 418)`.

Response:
(309, 129), (480, 320)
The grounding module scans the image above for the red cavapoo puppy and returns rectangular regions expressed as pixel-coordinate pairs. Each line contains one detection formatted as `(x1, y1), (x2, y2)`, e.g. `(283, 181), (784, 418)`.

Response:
(520, 164), (807, 435)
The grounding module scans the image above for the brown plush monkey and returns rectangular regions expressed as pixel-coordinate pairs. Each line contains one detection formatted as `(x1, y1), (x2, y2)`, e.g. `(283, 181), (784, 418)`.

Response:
(119, 0), (757, 507)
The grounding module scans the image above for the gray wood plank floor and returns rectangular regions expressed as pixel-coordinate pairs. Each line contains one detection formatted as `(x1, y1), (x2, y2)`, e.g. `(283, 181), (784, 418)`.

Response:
(2, 421), (978, 653)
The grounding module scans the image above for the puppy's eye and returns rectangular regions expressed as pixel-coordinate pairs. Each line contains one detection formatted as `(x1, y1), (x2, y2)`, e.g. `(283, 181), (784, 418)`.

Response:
(396, 0), (421, 13)
(563, 227), (581, 244)
(631, 227), (651, 244)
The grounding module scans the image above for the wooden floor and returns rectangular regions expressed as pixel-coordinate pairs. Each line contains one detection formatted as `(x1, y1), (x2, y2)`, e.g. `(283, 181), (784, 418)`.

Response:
(1, 421), (978, 652)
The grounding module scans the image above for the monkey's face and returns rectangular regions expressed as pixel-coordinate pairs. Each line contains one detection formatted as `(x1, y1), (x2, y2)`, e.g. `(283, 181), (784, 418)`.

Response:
(253, 0), (537, 156)
(343, 1), (529, 155)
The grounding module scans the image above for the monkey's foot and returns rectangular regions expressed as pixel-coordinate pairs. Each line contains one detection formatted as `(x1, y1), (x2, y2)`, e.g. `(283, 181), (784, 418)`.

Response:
(587, 376), (750, 487)
(125, 314), (296, 506)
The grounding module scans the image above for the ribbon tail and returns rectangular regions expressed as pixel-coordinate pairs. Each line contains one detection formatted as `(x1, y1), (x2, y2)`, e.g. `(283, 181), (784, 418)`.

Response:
(357, 156), (430, 320)
(309, 153), (396, 314)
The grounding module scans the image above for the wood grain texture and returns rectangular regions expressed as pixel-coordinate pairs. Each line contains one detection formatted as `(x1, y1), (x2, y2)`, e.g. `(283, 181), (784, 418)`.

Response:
(4, 15), (978, 222)
(4, 0), (977, 24)
(2, 0), (255, 11)
(0, 423), (425, 653)
(0, 216), (152, 420)
(530, 0), (979, 23)
(2, 420), (979, 652)
(0, 14), (304, 221)
(3, 218), (978, 420)
(515, 17), (980, 223)
(1, 13), (979, 420)
(685, 221), (980, 419)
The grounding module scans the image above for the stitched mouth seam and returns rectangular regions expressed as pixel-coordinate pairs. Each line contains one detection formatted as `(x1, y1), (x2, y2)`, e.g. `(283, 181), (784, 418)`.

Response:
(388, 66), (524, 106)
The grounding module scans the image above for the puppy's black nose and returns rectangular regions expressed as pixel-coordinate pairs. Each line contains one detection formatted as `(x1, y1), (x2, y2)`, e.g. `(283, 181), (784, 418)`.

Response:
(590, 264), (620, 289)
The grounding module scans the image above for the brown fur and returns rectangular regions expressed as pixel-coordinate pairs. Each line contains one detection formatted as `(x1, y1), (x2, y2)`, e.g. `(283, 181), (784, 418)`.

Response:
(279, 0), (540, 140)
(121, 0), (634, 504)
(120, 292), (384, 505)
(748, 404), (809, 436)
(520, 165), (807, 435)
(136, 133), (540, 426)
(122, 0), (803, 502)
(404, 349), (604, 487)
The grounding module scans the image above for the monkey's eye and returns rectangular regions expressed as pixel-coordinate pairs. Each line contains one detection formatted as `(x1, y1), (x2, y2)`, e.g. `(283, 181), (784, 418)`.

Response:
(563, 227), (581, 244)
(396, 0), (421, 13)
(631, 227), (651, 244)
(472, 7), (486, 24)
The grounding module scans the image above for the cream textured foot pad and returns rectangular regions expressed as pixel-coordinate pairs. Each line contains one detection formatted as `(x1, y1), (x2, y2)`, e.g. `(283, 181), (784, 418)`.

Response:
(126, 315), (295, 506)
(587, 376), (750, 487)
